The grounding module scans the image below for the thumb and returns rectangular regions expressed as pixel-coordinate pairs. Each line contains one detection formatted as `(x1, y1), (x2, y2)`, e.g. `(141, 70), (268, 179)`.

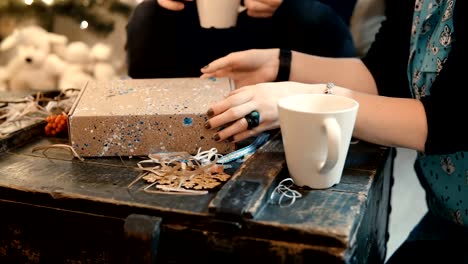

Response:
(200, 68), (233, 80)
(201, 52), (242, 74)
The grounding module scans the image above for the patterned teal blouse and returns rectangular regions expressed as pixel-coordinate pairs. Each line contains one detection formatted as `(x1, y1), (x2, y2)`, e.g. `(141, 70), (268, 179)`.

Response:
(408, 0), (468, 227)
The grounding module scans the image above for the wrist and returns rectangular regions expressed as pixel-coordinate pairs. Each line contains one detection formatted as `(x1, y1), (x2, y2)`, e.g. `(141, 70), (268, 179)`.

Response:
(275, 49), (292, 82)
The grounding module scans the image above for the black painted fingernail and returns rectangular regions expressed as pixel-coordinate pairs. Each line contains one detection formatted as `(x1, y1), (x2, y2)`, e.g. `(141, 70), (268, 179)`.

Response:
(207, 108), (214, 117)
(204, 122), (211, 129)
(226, 136), (234, 142)
(213, 133), (220, 141)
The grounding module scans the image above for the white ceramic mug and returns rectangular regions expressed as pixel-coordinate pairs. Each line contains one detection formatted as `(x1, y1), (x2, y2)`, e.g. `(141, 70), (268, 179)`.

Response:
(277, 94), (359, 189)
(196, 0), (244, 29)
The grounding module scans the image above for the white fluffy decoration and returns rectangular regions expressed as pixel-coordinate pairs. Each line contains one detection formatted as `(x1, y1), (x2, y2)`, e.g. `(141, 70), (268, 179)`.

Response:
(0, 25), (67, 92)
(0, 25), (119, 93)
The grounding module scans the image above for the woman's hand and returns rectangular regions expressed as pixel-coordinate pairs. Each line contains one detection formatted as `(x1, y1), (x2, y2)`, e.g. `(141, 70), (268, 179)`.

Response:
(205, 82), (323, 142)
(157, 0), (192, 11)
(244, 0), (283, 18)
(200, 49), (280, 88)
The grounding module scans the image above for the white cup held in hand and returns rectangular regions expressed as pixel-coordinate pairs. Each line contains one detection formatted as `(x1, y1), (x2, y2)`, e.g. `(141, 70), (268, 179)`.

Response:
(196, 0), (242, 29)
(277, 94), (359, 189)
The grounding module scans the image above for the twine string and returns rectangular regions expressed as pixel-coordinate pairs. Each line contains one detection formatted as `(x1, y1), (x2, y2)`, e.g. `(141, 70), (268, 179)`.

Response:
(269, 178), (303, 207)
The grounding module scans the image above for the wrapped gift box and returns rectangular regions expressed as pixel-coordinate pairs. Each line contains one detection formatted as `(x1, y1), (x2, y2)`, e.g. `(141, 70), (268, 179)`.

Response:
(68, 77), (236, 157)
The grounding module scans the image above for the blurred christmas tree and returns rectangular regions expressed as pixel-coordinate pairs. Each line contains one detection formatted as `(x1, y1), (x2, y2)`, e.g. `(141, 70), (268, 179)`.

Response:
(0, 0), (133, 40)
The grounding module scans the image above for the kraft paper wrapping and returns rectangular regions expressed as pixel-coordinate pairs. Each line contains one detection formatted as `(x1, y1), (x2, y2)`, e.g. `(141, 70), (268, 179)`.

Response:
(68, 77), (236, 157)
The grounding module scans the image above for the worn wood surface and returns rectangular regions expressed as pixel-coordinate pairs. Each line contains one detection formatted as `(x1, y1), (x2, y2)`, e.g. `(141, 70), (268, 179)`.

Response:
(0, 121), (45, 154)
(0, 130), (392, 263)
(209, 132), (286, 220)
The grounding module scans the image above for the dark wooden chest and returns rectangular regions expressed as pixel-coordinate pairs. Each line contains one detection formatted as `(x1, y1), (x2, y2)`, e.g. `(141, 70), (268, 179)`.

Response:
(0, 123), (394, 264)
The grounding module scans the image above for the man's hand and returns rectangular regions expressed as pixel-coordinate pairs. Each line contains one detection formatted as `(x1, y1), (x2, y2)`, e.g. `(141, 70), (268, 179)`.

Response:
(244, 0), (283, 18)
(157, 0), (193, 11)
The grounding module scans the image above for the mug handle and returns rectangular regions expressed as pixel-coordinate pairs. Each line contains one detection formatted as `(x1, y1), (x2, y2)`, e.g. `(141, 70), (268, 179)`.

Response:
(319, 118), (341, 174)
(239, 0), (246, 12)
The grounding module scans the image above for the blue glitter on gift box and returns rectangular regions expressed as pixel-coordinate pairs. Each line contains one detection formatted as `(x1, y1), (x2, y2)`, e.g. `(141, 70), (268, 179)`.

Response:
(183, 117), (193, 126)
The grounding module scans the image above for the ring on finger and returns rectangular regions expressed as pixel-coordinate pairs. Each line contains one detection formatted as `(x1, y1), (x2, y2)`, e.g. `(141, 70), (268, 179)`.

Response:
(244, 111), (260, 130)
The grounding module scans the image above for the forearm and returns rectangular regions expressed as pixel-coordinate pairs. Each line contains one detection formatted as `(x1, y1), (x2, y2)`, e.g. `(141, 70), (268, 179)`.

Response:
(290, 51), (377, 94)
(333, 85), (428, 151)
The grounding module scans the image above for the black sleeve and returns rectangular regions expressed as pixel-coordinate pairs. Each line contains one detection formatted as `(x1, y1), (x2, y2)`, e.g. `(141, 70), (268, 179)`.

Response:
(420, 1), (468, 154)
(125, 0), (203, 78)
(361, 0), (414, 98)
(274, 0), (357, 57)
(315, 0), (357, 25)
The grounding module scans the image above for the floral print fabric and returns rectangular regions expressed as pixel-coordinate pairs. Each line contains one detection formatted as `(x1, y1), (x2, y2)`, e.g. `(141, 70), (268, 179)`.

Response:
(408, 0), (468, 226)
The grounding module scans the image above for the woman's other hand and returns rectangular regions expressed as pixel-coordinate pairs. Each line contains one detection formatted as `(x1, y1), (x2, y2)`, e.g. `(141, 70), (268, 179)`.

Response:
(201, 49), (280, 88)
(244, 0), (283, 18)
(157, 0), (193, 11)
(205, 82), (322, 142)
